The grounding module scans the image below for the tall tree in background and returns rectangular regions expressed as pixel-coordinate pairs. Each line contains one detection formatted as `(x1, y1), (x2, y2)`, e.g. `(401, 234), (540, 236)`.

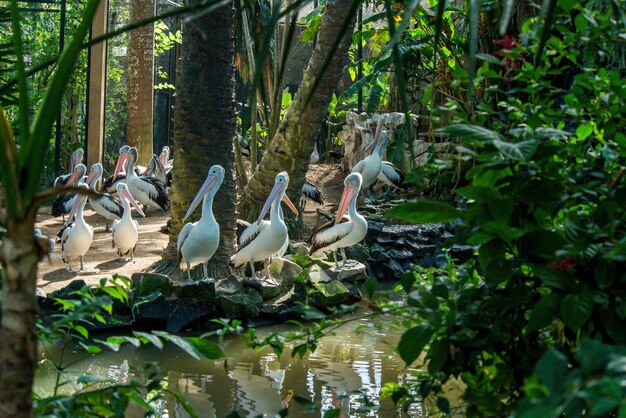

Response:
(152, 0), (238, 278)
(238, 0), (356, 221)
(126, 0), (155, 165)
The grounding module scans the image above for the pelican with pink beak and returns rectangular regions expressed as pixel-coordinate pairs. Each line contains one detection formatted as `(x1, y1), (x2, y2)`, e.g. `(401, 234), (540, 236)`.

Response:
(309, 173), (367, 268)
(60, 184), (94, 272)
(177, 165), (224, 283)
(52, 163), (86, 220)
(54, 148), (84, 188)
(231, 172), (299, 283)
(112, 183), (145, 260)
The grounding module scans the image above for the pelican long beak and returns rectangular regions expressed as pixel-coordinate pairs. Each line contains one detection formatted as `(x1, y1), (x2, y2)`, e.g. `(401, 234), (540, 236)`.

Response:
(85, 169), (97, 186)
(65, 195), (86, 226)
(113, 153), (128, 180)
(183, 175), (217, 221)
(336, 185), (356, 224)
(258, 182), (283, 224)
(122, 188), (145, 217)
(365, 118), (384, 152)
(281, 194), (299, 217)
(66, 169), (82, 187)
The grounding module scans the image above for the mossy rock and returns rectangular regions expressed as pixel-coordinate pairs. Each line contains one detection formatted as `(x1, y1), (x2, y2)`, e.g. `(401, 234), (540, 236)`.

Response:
(174, 280), (216, 303)
(311, 280), (349, 307)
(131, 273), (174, 298)
(217, 293), (260, 319)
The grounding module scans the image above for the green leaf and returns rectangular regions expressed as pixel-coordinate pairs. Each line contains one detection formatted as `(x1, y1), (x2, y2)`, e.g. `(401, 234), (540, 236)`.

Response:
(186, 337), (224, 360)
(520, 231), (565, 259)
(493, 139), (538, 161)
(387, 200), (464, 224)
(560, 292), (593, 331)
(576, 122), (593, 140)
(527, 293), (560, 332)
(398, 325), (433, 366)
(440, 124), (504, 143)
(476, 53), (502, 65)
(535, 347), (568, 393)
(133, 331), (164, 350)
(153, 331), (201, 360)
(427, 339), (449, 374)
(323, 409), (341, 418)
(533, 265), (576, 290)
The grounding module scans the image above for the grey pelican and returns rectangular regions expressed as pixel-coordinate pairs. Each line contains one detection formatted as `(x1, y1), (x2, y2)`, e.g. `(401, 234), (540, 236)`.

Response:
(350, 119), (386, 199)
(113, 146), (170, 211)
(177, 165), (224, 283)
(309, 173), (368, 268)
(54, 148), (84, 188)
(86, 163), (123, 231)
(112, 183), (145, 260)
(230, 172), (299, 283)
(300, 180), (324, 212)
(52, 163), (86, 219)
(60, 184), (94, 272)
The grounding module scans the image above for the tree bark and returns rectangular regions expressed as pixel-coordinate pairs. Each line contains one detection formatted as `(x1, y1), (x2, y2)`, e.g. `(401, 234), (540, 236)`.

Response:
(126, 0), (155, 166)
(152, 0), (238, 279)
(0, 213), (39, 418)
(238, 0), (356, 220)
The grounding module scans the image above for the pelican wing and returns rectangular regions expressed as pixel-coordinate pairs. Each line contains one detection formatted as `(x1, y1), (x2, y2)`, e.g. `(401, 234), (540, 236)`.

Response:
(101, 174), (125, 193)
(351, 159), (365, 174)
(52, 193), (77, 217)
(177, 222), (194, 265)
(91, 194), (123, 218)
(302, 181), (323, 204)
(379, 161), (406, 188)
(238, 220), (267, 250)
(309, 217), (352, 254)
(60, 224), (72, 254)
(136, 176), (170, 210)
(54, 173), (71, 188)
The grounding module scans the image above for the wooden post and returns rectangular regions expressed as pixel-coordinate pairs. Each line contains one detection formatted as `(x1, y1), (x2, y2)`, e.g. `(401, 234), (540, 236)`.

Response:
(86, 0), (108, 166)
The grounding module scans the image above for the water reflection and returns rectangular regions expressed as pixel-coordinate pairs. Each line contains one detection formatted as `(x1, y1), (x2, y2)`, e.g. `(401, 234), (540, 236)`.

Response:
(35, 314), (425, 417)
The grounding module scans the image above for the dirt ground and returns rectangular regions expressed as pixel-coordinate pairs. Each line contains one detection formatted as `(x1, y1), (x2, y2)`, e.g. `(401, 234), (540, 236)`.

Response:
(36, 164), (348, 293)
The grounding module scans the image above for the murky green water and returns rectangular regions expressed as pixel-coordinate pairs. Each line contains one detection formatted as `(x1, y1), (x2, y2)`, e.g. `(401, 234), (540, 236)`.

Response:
(35, 313), (424, 417)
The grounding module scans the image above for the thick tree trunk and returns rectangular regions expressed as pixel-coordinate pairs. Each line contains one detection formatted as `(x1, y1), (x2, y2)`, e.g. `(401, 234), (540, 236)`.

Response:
(0, 214), (39, 417)
(126, 0), (155, 166)
(238, 0), (356, 220)
(152, 1), (238, 279)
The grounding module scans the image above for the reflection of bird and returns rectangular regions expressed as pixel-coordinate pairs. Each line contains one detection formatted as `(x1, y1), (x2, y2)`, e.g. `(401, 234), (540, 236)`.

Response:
(52, 163), (86, 220)
(53, 148), (84, 188)
(177, 165), (224, 283)
(230, 172), (299, 283)
(112, 183), (145, 260)
(86, 163), (123, 231)
(113, 146), (170, 211)
(310, 173), (367, 268)
(61, 185), (94, 272)
(300, 180), (324, 212)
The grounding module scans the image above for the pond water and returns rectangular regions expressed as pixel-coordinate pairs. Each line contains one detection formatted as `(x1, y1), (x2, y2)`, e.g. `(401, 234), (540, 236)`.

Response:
(34, 312), (425, 417)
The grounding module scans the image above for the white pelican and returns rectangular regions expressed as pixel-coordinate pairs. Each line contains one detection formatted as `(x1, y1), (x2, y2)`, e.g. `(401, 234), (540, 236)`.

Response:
(60, 185), (94, 272)
(230, 172), (299, 283)
(350, 119), (387, 198)
(300, 180), (324, 212)
(86, 163), (123, 231)
(309, 173), (368, 268)
(54, 148), (84, 188)
(52, 163), (86, 219)
(101, 145), (145, 193)
(112, 183), (145, 260)
(114, 146), (170, 211)
(310, 144), (319, 164)
(177, 165), (224, 283)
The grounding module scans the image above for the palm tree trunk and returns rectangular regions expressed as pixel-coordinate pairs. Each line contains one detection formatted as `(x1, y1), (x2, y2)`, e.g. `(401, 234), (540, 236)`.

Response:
(238, 0), (356, 221)
(152, 1), (237, 279)
(126, 0), (155, 166)
(0, 213), (39, 417)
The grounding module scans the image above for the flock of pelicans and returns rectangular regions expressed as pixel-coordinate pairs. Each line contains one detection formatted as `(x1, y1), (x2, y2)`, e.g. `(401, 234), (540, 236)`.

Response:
(47, 118), (405, 284)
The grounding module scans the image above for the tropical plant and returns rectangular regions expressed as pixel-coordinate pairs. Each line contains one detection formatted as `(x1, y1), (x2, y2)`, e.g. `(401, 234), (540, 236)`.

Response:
(381, 0), (626, 416)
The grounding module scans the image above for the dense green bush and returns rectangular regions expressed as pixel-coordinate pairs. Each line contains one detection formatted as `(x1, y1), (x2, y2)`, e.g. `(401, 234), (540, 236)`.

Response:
(385, 1), (626, 416)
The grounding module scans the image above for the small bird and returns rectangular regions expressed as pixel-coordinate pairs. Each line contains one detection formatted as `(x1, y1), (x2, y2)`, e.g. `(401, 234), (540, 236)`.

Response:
(112, 183), (145, 260)
(230, 172), (299, 284)
(177, 165), (224, 283)
(310, 173), (368, 268)
(61, 185), (94, 272)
